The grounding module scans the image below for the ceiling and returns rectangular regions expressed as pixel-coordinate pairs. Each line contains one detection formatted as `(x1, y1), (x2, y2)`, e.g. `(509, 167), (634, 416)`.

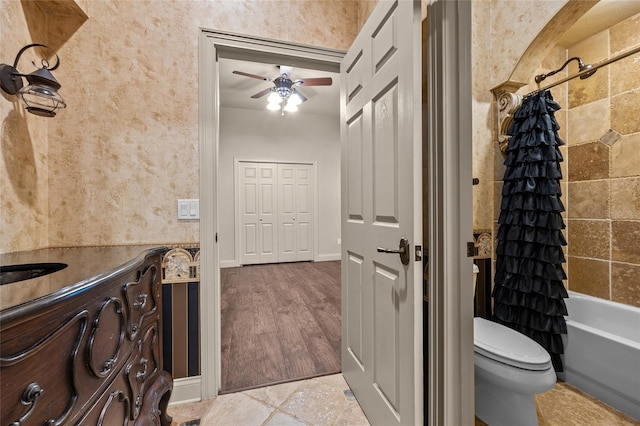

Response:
(219, 57), (340, 117)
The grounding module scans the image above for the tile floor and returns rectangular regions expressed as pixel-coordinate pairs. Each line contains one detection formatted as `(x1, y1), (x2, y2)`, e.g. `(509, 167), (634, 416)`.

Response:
(167, 374), (370, 426)
(169, 375), (640, 426)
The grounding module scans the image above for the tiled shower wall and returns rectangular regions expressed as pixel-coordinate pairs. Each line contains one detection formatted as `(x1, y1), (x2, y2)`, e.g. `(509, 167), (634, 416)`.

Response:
(564, 13), (640, 307)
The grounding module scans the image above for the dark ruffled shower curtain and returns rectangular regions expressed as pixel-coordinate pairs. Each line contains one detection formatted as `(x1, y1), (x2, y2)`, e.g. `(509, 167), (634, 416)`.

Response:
(493, 89), (568, 372)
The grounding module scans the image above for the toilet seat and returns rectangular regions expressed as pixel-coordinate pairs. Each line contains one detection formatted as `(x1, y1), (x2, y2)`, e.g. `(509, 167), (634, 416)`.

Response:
(474, 317), (552, 371)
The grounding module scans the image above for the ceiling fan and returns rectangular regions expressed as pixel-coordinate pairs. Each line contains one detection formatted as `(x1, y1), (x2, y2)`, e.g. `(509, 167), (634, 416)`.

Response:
(232, 65), (332, 114)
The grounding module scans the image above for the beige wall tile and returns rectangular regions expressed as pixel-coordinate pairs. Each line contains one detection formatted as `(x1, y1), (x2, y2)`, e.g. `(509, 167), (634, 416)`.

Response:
(567, 181), (610, 219)
(567, 142), (609, 181)
(567, 99), (611, 145)
(610, 12), (640, 55)
(555, 101), (568, 144)
(612, 220), (640, 263)
(567, 256), (610, 298)
(612, 89), (640, 135)
(610, 54), (640, 97)
(611, 262), (640, 308)
(567, 219), (610, 260)
(559, 145), (568, 181)
(612, 133), (640, 178)
(567, 30), (609, 108)
(611, 177), (640, 220)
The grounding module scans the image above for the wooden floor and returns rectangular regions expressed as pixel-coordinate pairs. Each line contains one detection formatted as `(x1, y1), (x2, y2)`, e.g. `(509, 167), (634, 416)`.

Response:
(220, 261), (341, 394)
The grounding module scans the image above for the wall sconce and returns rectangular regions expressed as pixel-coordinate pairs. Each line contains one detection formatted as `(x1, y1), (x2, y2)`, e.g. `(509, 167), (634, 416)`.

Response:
(0, 43), (66, 117)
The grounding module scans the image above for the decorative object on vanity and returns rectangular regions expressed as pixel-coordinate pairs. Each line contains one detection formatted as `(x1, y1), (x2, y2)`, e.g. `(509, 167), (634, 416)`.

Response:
(232, 65), (332, 115)
(0, 246), (173, 425)
(0, 43), (67, 117)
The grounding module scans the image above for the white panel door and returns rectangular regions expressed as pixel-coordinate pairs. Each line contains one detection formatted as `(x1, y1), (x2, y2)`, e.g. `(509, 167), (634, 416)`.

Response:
(341, 1), (422, 425)
(240, 162), (278, 265)
(277, 163), (314, 262)
(240, 162), (260, 264)
(295, 165), (313, 261)
(258, 163), (278, 263)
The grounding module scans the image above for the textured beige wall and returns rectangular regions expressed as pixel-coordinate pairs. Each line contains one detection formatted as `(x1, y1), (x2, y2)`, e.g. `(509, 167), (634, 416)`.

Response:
(0, 1), (54, 252)
(0, 0), (358, 253)
(2, 0), (588, 253)
(473, 0), (571, 233)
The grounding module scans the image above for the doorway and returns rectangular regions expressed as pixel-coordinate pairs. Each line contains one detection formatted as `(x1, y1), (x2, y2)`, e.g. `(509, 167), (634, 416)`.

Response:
(199, 31), (343, 398)
(199, 2), (473, 421)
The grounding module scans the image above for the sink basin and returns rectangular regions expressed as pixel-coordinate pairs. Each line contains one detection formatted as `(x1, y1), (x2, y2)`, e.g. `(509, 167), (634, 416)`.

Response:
(0, 263), (68, 285)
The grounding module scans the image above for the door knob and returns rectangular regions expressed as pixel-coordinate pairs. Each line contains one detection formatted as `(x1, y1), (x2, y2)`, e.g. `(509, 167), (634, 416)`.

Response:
(377, 237), (410, 265)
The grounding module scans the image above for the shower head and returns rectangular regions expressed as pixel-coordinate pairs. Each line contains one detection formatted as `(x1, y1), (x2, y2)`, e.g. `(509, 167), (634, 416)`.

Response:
(578, 61), (597, 79)
(534, 56), (596, 84)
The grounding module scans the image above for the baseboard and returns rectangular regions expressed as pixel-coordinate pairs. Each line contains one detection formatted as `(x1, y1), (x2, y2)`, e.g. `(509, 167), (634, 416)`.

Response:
(316, 253), (341, 262)
(220, 260), (238, 268)
(168, 376), (202, 406)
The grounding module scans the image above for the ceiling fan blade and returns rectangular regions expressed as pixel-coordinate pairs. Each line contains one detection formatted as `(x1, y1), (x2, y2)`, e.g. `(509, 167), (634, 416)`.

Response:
(233, 70), (272, 81)
(250, 87), (273, 99)
(294, 77), (333, 86)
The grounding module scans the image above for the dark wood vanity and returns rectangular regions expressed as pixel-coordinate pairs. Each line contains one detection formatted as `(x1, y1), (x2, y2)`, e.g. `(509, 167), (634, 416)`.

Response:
(0, 246), (173, 425)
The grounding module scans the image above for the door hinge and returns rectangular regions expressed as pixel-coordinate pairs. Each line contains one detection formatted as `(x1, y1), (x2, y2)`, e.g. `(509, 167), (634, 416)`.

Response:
(415, 245), (422, 262)
(466, 241), (477, 257)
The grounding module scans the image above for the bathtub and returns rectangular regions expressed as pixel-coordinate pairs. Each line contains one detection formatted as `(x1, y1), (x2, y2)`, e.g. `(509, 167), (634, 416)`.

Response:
(560, 291), (640, 420)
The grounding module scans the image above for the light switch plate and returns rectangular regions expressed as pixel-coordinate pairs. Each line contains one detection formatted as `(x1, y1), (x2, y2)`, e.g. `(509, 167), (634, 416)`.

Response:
(177, 199), (199, 220)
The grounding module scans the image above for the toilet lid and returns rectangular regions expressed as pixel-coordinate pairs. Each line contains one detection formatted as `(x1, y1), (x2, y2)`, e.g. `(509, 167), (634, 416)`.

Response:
(474, 317), (552, 371)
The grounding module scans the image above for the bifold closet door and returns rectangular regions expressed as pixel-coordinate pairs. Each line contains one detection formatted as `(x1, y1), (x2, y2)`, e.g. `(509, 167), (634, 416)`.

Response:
(239, 162), (278, 265)
(278, 164), (314, 262)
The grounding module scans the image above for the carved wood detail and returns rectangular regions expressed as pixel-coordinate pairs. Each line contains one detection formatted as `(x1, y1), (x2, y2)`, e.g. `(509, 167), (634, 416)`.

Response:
(126, 325), (160, 420)
(97, 390), (130, 426)
(1, 248), (172, 426)
(491, 81), (526, 157)
(123, 264), (158, 340)
(88, 296), (127, 378)
(1, 310), (88, 425)
(496, 92), (523, 156)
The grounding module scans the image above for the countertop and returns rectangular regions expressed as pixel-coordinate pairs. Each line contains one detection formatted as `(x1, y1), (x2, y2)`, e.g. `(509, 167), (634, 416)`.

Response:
(0, 245), (168, 315)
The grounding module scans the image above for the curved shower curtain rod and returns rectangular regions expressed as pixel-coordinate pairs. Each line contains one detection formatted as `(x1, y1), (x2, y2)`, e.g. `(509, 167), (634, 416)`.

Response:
(526, 44), (640, 96)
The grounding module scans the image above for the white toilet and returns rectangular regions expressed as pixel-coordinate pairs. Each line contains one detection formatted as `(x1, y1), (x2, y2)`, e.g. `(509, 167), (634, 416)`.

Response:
(473, 264), (556, 426)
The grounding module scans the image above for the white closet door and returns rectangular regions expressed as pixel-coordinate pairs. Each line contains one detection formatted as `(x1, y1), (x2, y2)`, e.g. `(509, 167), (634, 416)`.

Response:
(294, 165), (313, 261)
(278, 163), (314, 262)
(240, 162), (278, 265)
(278, 164), (297, 263)
(258, 163), (278, 263)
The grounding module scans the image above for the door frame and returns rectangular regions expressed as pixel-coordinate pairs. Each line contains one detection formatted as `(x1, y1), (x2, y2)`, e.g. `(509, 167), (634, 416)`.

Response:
(233, 158), (319, 266)
(426, 1), (474, 425)
(199, 29), (344, 399)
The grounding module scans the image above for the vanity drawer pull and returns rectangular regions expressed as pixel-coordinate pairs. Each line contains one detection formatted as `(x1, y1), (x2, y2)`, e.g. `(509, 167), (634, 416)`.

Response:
(133, 294), (147, 310)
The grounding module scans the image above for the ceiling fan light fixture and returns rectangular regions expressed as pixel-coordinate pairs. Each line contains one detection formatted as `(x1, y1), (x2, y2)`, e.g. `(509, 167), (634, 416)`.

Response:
(267, 91), (282, 104)
(288, 91), (303, 106)
(233, 65), (332, 115)
(266, 101), (281, 111)
(284, 101), (298, 113)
